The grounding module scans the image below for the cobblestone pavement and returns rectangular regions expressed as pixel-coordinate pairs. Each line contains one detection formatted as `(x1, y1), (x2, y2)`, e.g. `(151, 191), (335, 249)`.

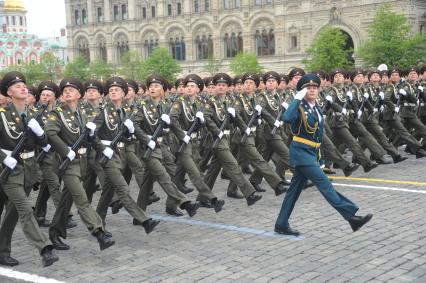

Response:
(1, 152), (426, 283)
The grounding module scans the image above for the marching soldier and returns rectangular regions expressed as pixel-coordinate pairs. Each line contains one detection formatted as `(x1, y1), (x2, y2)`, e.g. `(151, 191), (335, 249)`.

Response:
(0, 71), (58, 267)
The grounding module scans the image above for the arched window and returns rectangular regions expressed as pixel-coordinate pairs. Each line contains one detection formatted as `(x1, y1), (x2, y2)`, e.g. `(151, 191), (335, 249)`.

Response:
(97, 36), (107, 62)
(177, 2), (182, 14)
(74, 10), (80, 25)
(169, 37), (186, 60)
(204, 0), (209, 11)
(255, 28), (274, 56)
(224, 32), (242, 58)
(82, 9), (87, 24)
(194, 27), (213, 59)
(76, 37), (90, 62)
(223, 0), (229, 9)
(122, 4), (127, 19)
(97, 7), (103, 23)
(115, 34), (129, 63)
(143, 32), (159, 57)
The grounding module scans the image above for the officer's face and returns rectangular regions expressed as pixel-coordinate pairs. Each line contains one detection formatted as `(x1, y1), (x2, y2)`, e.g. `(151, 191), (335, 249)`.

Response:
(370, 73), (381, 84)
(265, 79), (278, 90)
(235, 83), (243, 93)
(148, 83), (164, 99)
(390, 72), (400, 83)
(138, 87), (145, 96)
(85, 88), (101, 101)
(278, 81), (287, 90)
(126, 87), (136, 100)
(353, 74), (364, 84)
(177, 85), (185, 94)
(333, 73), (345, 84)
(290, 76), (302, 88)
(215, 83), (228, 96)
(206, 85), (216, 95)
(258, 81), (265, 90)
(63, 86), (81, 103)
(7, 82), (28, 99)
(40, 90), (56, 104)
(381, 75), (389, 84)
(243, 80), (256, 93)
(26, 94), (36, 106)
(408, 71), (418, 83)
(185, 82), (199, 97)
(305, 86), (319, 103)
(108, 86), (125, 102)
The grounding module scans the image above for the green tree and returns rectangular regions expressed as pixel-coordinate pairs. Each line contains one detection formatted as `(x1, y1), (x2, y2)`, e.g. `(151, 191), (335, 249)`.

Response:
(358, 5), (426, 68)
(63, 56), (90, 81)
(22, 62), (49, 86)
(40, 52), (63, 81)
(302, 26), (354, 73)
(229, 53), (263, 76)
(140, 47), (182, 82)
(203, 56), (223, 75)
(120, 50), (143, 80)
(88, 60), (115, 80)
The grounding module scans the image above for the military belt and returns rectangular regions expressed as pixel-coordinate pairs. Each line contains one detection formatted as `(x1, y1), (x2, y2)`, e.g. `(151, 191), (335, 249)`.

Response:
(293, 136), (321, 149)
(1, 149), (35, 160)
(101, 140), (125, 148)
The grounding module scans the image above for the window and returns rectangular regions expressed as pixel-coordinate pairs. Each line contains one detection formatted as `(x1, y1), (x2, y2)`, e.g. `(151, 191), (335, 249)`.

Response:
(121, 4), (127, 19)
(168, 4), (172, 16)
(169, 37), (186, 60)
(223, 0), (229, 9)
(6, 16), (9, 25)
(12, 16), (15, 25)
(151, 6), (156, 18)
(113, 5), (119, 21)
(142, 7), (147, 19)
(235, 0), (240, 8)
(224, 32), (243, 58)
(291, 35), (297, 49)
(255, 29), (275, 56)
(194, 0), (199, 12)
(98, 37), (107, 62)
(177, 2), (182, 14)
(74, 10), (80, 25)
(97, 7), (103, 23)
(196, 34), (213, 59)
(266, 0), (272, 3)
(144, 39), (158, 57)
(204, 0), (209, 11)
(77, 37), (90, 62)
(82, 9), (87, 24)
(19, 16), (23, 26)
(255, 0), (261, 5)
(115, 34), (129, 63)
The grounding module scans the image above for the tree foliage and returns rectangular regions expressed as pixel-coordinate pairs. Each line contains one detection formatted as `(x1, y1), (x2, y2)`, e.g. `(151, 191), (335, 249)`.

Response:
(203, 56), (223, 75)
(88, 60), (115, 80)
(63, 56), (90, 81)
(229, 53), (263, 76)
(119, 50), (143, 80)
(357, 5), (426, 68)
(302, 26), (354, 73)
(139, 48), (182, 83)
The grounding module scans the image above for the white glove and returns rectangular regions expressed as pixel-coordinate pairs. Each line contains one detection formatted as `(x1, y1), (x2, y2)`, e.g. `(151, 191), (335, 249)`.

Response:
(281, 102), (289, 109)
(42, 144), (51, 152)
(418, 85), (424, 92)
(379, 92), (385, 100)
(357, 110), (362, 119)
(380, 105), (384, 112)
(295, 88), (308, 100)
(325, 95), (333, 103)
(342, 108), (347, 115)
(399, 89), (407, 96)
(123, 119), (135, 134)
(86, 122), (96, 136)
(102, 147), (114, 159)
(346, 91), (353, 101)
(183, 135), (191, 144)
(3, 156), (17, 170)
(28, 118), (44, 137)
(373, 108), (378, 114)
(227, 107), (236, 118)
(363, 93), (369, 99)
(161, 114), (171, 125)
(148, 140), (156, 150)
(195, 111), (204, 123)
(218, 131), (224, 139)
(258, 119), (262, 125)
(274, 120), (281, 128)
(394, 106), (400, 113)
(245, 127), (251, 136)
(67, 150), (76, 161)
(255, 105), (262, 115)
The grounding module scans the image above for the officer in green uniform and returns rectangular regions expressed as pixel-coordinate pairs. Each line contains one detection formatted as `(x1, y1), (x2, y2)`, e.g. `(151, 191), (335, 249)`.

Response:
(202, 73), (262, 205)
(418, 66), (426, 125)
(0, 71), (58, 267)
(275, 74), (373, 236)
(46, 77), (115, 251)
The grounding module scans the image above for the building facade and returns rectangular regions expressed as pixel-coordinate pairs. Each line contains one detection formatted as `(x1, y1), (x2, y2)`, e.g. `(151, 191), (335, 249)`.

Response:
(0, 0), (68, 68)
(65, 0), (426, 74)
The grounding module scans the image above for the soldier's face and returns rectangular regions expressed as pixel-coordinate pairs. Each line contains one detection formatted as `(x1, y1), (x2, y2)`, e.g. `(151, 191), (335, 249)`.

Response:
(258, 81), (265, 90)
(7, 82), (28, 100)
(206, 85), (215, 95)
(370, 73), (381, 84)
(265, 79), (278, 90)
(108, 86), (125, 102)
(235, 83), (243, 93)
(26, 94), (36, 106)
(333, 73), (345, 84)
(305, 86), (319, 103)
(408, 71), (418, 83)
(278, 81), (287, 90)
(185, 82), (199, 96)
(390, 72), (400, 83)
(0, 93), (8, 106)
(353, 74), (364, 84)
(243, 80), (256, 93)
(85, 88), (101, 101)
(126, 87), (136, 100)
(290, 76), (302, 87)
(381, 75), (389, 84)
(63, 86), (81, 103)
(138, 87), (145, 96)
(177, 85), (185, 94)
(40, 90), (56, 104)
(148, 83), (164, 99)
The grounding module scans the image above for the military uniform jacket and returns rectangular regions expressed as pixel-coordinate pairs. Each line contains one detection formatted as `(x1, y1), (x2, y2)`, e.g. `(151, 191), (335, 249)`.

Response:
(231, 92), (258, 146)
(396, 81), (418, 119)
(283, 98), (323, 167)
(324, 84), (351, 129)
(255, 90), (285, 141)
(349, 83), (375, 123)
(418, 80), (426, 117)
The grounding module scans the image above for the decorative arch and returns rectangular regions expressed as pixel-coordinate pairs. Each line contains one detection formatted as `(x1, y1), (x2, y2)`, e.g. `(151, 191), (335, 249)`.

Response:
(166, 26), (186, 61)
(95, 34), (108, 62)
(192, 24), (214, 60)
(113, 32), (129, 63)
(141, 29), (160, 57)
(251, 18), (275, 56)
(74, 35), (90, 62)
(221, 21), (243, 58)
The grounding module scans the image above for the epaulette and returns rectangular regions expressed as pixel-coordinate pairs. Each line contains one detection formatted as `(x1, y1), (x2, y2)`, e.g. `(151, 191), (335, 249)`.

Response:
(48, 114), (57, 121)
(0, 108), (5, 112)
(56, 106), (63, 112)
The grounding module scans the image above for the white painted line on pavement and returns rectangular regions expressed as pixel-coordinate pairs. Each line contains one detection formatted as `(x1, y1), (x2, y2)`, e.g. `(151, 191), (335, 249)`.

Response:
(152, 214), (304, 240)
(0, 267), (65, 283)
(333, 182), (426, 194)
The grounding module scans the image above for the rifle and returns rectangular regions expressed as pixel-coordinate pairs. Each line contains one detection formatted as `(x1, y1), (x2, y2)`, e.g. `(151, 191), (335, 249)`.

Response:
(356, 95), (367, 121)
(99, 104), (138, 166)
(142, 104), (170, 161)
(211, 101), (229, 149)
(240, 98), (257, 143)
(0, 104), (48, 182)
(177, 103), (205, 153)
(417, 84), (424, 116)
(271, 100), (286, 136)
